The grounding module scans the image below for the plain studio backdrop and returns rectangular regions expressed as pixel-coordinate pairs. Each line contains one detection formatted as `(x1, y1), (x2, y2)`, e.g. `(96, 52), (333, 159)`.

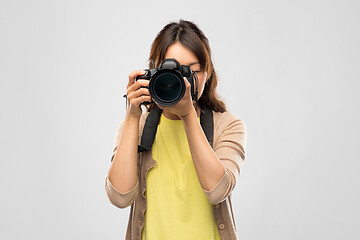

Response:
(0, 0), (359, 239)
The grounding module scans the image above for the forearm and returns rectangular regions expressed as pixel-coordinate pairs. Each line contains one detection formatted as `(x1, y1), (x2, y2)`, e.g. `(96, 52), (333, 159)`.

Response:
(181, 108), (226, 191)
(108, 114), (140, 193)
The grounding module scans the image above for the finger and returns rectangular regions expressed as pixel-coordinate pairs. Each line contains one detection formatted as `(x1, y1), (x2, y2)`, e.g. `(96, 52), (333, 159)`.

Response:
(183, 77), (191, 91)
(184, 77), (191, 86)
(130, 95), (152, 107)
(127, 87), (150, 101)
(128, 70), (147, 86)
(127, 79), (150, 94)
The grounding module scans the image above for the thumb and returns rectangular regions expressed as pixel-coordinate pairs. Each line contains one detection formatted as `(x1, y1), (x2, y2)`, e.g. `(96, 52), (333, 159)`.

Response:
(184, 77), (191, 86)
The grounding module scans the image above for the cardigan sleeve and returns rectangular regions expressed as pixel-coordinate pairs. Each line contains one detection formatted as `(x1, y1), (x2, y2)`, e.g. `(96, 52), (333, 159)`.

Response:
(104, 114), (146, 209)
(201, 114), (247, 205)
(105, 175), (139, 209)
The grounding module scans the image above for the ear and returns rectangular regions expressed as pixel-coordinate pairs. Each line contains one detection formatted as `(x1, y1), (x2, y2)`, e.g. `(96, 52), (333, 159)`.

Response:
(205, 73), (211, 84)
(205, 72), (210, 82)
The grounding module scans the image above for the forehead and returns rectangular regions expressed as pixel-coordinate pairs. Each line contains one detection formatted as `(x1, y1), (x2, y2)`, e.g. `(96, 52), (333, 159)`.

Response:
(164, 42), (199, 66)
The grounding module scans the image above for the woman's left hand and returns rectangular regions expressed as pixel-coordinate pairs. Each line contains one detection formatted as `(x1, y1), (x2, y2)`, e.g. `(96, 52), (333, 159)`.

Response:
(155, 77), (196, 119)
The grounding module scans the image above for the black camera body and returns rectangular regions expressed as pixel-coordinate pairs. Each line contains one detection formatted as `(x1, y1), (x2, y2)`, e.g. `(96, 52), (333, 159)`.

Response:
(135, 58), (198, 107)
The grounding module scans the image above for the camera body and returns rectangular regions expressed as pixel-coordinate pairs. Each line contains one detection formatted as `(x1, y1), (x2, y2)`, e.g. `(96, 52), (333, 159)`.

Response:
(135, 58), (198, 107)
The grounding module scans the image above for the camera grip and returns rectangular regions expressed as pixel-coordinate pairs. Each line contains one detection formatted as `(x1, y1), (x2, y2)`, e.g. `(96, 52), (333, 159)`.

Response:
(134, 70), (153, 105)
(135, 69), (151, 82)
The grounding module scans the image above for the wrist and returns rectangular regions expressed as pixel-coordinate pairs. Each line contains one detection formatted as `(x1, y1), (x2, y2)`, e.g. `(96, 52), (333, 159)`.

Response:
(180, 107), (197, 121)
(125, 111), (141, 122)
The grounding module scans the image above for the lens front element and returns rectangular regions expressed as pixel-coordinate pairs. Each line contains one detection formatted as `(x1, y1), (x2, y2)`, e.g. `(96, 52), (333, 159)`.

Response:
(149, 69), (185, 106)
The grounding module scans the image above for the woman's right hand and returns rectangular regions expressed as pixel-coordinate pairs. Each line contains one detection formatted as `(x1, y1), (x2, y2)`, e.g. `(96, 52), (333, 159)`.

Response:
(125, 70), (152, 118)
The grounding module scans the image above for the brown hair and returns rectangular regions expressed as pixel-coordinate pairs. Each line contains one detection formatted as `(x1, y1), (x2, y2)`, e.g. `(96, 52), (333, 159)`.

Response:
(145, 19), (227, 113)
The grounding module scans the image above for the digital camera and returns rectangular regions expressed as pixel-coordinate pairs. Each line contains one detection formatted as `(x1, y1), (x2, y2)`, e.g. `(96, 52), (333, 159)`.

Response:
(135, 58), (199, 107)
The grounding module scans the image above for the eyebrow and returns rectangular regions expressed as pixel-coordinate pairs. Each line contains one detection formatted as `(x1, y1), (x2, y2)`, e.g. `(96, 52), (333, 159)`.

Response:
(188, 62), (200, 66)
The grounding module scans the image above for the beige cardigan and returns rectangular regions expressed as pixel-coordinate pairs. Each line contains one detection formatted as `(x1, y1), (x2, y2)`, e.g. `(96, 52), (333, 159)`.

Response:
(105, 110), (247, 240)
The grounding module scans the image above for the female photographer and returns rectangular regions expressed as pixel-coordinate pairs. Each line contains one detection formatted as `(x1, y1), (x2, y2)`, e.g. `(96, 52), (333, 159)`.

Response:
(105, 19), (247, 240)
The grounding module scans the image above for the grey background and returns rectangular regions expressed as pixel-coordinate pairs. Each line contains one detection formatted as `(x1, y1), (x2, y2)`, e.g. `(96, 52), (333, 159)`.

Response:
(0, 0), (359, 239)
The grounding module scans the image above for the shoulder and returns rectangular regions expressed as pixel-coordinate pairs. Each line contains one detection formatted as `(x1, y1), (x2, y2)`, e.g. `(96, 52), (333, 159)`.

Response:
(212, 110), (247, 147)
(212, 110), (247, 131)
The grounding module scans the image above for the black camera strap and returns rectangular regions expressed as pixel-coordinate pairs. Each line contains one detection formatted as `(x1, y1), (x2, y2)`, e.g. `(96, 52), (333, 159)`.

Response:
(137, 107), (162, 153)
(193, 72), (204, 115)
(137, 105), (214, 153)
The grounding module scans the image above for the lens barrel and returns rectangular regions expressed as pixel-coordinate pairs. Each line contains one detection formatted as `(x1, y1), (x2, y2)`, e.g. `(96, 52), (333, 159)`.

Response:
(149, 69), (185, 107)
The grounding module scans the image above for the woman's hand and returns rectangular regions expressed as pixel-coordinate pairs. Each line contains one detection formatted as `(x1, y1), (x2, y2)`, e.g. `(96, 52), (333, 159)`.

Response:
(155, 77), (196, 119)
(125, 70), (152, 119)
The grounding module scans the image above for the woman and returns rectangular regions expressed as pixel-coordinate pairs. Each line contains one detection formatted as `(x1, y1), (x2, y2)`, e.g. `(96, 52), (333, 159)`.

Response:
(105, 19), (247, 240)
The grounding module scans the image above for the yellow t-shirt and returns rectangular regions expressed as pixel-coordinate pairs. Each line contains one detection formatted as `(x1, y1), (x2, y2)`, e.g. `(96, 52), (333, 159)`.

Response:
(141, 113), (221, 240)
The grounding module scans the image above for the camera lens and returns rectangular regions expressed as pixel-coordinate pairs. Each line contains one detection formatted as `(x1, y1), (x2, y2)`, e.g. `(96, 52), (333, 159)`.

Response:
(153, 72), (182, 102)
